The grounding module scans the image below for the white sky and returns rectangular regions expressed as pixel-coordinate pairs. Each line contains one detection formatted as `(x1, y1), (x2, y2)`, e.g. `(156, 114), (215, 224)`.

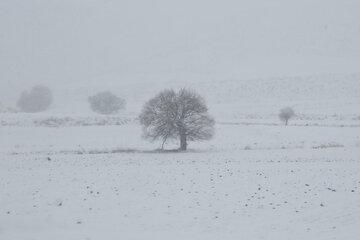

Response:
(0, 0), (359, 97)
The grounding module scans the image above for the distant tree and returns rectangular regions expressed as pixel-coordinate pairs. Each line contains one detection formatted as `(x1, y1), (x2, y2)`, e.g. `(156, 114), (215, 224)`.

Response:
(17, 85), (53, 112)
(279, 107), (295, 126)
(139, 88), (214, 151)
(88, 91), (125, 114)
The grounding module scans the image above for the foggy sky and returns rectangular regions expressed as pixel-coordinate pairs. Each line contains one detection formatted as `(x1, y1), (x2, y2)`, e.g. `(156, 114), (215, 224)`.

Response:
(1, 0), (360, 95)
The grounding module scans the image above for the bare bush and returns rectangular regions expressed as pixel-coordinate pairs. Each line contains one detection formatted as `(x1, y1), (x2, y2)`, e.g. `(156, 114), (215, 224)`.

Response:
(88, 91), (125, 114)
(33, 116), (130, 127)
(139, 88), (215, 151)
(279, 107), (295, 126)
(16, 85), (53, 113)
(312, 143), (344, 149)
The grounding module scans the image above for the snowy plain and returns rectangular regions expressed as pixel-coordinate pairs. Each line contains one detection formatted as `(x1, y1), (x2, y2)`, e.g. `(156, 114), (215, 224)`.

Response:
(1, 0), (360, 239)
(1, 73), (360, 240)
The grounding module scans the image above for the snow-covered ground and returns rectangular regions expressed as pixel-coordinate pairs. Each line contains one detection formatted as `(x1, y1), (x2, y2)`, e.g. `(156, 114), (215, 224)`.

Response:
(1, 0), (360, 239)
(1, 125), (360, 240)
(1, 73), (360, 240)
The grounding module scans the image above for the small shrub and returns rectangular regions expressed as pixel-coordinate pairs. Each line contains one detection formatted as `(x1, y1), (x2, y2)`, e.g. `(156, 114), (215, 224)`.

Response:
(88, 91), (125, 114)
(17, 85), (53, 112)
(0, 102), (17, 113)
(244, 145), (252, 150)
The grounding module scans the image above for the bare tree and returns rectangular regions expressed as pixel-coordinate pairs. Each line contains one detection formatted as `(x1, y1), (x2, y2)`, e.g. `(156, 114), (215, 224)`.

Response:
(88, 91), (126, 114)
(17, 85), (53, 113)
(139, 89), (214, 151)
(279, 107), (295, 126)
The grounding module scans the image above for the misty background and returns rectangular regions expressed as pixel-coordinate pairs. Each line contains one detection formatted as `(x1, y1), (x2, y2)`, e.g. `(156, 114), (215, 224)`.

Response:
(1, 0), (360, 110)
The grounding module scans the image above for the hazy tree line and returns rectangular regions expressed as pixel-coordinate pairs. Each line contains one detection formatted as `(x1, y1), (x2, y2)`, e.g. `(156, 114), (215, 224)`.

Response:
(16, 85), (126, 114)
(9, 85), (296, 151)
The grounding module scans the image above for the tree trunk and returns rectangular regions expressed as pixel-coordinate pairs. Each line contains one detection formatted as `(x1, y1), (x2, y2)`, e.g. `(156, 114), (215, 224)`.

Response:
(180, 133), (187, 151)
(285, 119), (288, 126)
(161, 136), (167, 150)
